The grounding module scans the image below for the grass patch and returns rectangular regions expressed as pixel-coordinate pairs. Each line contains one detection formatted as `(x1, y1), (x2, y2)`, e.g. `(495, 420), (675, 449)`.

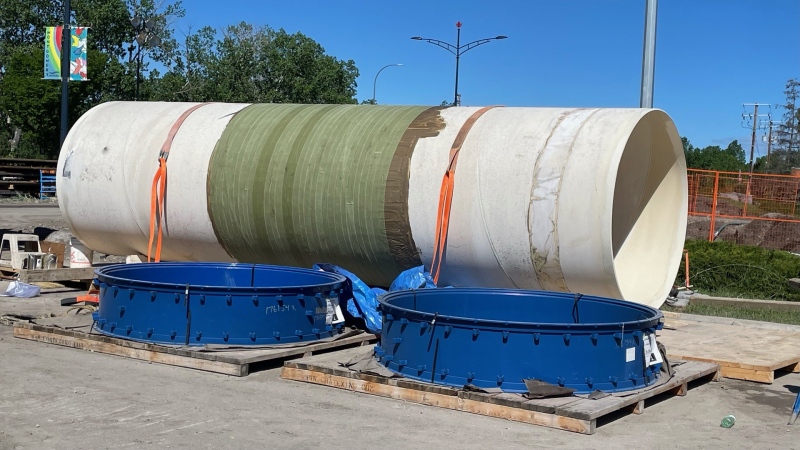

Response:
(662, 303), (800, 326)
(679, 239), (800, 301)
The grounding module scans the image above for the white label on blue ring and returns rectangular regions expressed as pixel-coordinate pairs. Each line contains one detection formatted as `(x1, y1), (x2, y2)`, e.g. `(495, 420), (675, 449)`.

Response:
(626, 347), (636, 362)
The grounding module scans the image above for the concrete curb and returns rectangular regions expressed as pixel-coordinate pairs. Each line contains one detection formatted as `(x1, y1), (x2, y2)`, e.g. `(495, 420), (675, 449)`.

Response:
(662, 310), (800, 332)
(689, 293), (800, 312)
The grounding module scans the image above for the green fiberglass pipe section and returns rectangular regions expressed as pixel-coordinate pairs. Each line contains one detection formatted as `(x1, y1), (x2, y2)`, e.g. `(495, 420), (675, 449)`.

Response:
(207, 104), (432, 285)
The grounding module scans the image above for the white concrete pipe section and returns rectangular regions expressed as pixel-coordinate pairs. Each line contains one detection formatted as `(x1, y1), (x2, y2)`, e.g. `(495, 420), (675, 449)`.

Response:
(57, 102), (686, 308)
(409, 107), (687, 307)
(58, 102), (248, 261)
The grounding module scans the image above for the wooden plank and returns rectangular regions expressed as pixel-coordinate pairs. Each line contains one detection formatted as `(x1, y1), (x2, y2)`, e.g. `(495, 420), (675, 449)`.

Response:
(522, 396), (587, 415)
(13, 323), (375, 376)
(545, 360), (718, 420)
(717, 366), (774, 384)
(280, 367), (595, 434)
(280, 347), (716, 433)
(658, 317), (800, 383)
(665, 355), (777, 383)
(17, 267), (96, 282)
(13, 326), (246, 376)
(223, 333), (376, 364)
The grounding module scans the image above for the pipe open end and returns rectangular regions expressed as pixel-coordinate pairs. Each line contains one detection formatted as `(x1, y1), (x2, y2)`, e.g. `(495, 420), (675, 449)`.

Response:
(611, 110), (688, 307)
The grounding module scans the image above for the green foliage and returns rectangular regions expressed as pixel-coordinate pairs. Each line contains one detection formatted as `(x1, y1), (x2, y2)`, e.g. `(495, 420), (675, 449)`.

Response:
(678, 239), (800, 301)
(151, 23), (359, 104)
(683, 137), (747, 171)
(0, 0), (184, 158)
(0, 1), (358, 159)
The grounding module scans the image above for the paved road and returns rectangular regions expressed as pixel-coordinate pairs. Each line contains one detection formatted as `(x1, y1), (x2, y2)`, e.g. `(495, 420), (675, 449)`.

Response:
(0, 204), (64, 231)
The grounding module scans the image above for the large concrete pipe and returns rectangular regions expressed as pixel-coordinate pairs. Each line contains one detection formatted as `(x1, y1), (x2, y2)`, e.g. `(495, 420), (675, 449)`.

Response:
(57, 102), (687, 307)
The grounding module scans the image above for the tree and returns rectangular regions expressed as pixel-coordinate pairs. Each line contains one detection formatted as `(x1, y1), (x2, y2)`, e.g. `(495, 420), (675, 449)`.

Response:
(152, 22), (359, 104)
(0, 0), (184, 158)
(683, 137), (747, 172)
(755, 79), (800, 174)
(0, 2), (358, 159)
(775, 79), (799, 153)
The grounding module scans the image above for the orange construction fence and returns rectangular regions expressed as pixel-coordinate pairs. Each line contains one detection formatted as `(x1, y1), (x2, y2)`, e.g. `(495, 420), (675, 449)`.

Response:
(686, 168), (800, 252)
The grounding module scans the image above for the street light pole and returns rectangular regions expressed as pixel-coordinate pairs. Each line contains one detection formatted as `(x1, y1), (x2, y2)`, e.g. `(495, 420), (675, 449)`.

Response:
(412, 22), (507, 106)
(59, 0), (70, 147)
(640, 0), (658, 108)
(129, 16), (161, 101)
(454, 25), (460, 106)
(372, 63), (403, 105)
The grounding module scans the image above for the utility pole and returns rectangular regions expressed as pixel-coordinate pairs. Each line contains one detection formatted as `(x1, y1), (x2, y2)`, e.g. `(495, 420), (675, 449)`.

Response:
(749, 103), (758, 174)
(742, 103), (771, 173)
(640, 0), (658, 108)
(59, 0), (71, 147)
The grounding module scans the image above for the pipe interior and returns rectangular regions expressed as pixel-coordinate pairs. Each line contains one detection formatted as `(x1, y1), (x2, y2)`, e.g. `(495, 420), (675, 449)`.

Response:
(611, 111), (686, 304)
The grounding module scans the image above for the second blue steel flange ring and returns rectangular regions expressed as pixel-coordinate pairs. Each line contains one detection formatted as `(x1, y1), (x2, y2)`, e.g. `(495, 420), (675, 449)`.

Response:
(376, 288), (664, 394)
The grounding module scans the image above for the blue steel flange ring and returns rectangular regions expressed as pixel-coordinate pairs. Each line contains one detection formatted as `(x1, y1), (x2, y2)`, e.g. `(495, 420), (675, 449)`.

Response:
(92, 263), (347, 346)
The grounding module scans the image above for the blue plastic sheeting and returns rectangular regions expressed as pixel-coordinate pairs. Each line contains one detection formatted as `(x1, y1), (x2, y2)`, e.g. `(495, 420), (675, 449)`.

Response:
(0, 281), (41, 298)
(314, 264), (437, 334)
(390, 266), (437, 291)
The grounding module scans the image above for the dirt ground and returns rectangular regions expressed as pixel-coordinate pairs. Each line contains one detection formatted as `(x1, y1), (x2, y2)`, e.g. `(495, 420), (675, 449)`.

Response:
(2, 287), (800, 449)
(686, 215), (800, 252)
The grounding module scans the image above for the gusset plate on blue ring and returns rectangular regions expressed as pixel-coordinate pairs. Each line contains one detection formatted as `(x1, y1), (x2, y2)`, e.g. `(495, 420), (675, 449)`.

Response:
(91, 262), (347, 346)
(376, 288), (664, 394)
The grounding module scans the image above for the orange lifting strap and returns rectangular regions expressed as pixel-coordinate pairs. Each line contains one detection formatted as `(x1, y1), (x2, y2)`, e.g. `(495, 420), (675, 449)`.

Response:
(430, 106), (499, 284)
(147, 103), (210, 262)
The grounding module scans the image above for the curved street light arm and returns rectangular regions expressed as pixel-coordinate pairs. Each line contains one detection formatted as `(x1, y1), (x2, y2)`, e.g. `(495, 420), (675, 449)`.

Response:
(414, 38), (457, 55)
(459, 37), (504, 56)
(372, 63), (403, 104)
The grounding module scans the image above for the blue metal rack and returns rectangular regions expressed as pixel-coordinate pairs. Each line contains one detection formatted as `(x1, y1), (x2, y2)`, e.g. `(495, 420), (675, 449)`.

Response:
(39, 170), (56, 198)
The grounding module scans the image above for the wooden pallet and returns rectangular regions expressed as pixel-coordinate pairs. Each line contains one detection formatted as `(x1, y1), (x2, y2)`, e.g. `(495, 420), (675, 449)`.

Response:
(658, 316), (800, 383)
(280, 347), (719, 435)
(0, 266), (96, 283)
(13, 322), (376, 376)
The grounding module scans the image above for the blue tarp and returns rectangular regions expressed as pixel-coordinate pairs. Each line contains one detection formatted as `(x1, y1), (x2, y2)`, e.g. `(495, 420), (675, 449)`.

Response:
(313, 264), (436, 334)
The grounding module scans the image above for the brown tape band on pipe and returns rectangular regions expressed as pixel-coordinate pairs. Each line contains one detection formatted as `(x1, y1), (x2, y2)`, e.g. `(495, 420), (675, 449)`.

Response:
(384, 107), (447, 273)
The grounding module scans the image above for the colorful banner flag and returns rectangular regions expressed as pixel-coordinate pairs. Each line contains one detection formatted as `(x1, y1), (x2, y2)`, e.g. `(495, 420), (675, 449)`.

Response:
(44, 26), (88, 81)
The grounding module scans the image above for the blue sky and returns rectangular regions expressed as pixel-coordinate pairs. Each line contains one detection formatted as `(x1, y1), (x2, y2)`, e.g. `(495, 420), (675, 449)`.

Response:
(178, 0), (800, 155)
